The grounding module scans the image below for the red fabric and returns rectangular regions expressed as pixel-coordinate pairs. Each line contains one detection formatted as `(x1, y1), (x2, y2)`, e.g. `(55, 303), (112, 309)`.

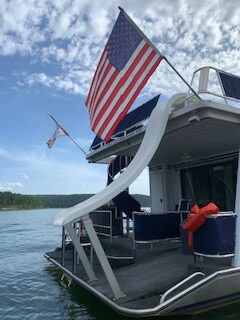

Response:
(188, 231), (193, 247)
(190, 204), (200, 214)
(183, 202), (219, 247)
(183, 212), (205, 233)
(198, 202), (219, 216)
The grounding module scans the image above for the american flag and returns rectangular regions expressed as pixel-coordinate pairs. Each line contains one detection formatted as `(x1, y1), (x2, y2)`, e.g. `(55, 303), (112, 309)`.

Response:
(86, 10), (164, 141)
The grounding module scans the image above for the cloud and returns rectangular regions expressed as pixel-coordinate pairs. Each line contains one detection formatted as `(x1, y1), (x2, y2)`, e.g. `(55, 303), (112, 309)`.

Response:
(0, 182), (24, 192)
(19, 172), (30, 180)
(0, 0), (238, 98)
(0, 0), (47, 55)
(0, 147), (9, 158)
(25, 71), (88, 95)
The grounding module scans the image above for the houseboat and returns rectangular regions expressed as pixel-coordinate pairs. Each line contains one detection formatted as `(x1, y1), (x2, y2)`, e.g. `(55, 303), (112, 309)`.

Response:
(45, 66), (240, 316)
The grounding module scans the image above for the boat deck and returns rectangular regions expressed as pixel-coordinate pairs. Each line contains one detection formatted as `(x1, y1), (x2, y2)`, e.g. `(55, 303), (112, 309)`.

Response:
(45, 236), (232, 310)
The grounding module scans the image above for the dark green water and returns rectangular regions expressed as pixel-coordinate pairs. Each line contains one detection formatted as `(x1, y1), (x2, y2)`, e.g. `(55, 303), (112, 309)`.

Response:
(1, 209), (240, 320)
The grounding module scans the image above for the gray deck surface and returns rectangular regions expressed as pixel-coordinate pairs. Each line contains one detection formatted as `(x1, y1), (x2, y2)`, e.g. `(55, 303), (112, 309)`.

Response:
(46, 237), (195, 309)
(46, 236), (232, 309)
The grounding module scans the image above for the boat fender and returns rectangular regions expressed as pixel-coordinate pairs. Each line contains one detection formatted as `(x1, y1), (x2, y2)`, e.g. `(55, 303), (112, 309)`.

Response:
(183, 202), (219, 246)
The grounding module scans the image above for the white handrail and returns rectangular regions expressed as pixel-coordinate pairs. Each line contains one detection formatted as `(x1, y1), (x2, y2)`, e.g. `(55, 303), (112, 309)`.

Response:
(188, 66), (240, 104)
(160, 272), (205, 304)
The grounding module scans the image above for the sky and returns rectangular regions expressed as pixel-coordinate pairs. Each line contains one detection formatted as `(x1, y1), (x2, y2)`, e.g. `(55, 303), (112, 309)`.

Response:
(0, 0), (239, 195)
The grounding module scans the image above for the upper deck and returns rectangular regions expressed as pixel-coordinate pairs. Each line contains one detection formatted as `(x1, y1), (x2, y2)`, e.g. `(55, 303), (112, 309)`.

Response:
(87, 67), (240, 166)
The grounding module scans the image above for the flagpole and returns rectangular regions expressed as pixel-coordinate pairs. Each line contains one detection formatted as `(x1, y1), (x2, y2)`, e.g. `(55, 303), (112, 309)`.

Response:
(65, 132), (87, 156)
(47, 113), (87, 155)
(118, 7), (202, 101)
(163, 57), (202, 100)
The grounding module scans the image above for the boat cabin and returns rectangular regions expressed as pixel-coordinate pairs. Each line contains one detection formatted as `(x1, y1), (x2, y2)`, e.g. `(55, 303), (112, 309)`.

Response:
(45, 66), (240, 316)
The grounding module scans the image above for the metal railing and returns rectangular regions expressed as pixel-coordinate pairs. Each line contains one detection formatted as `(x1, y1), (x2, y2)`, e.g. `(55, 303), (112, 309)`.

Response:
(90, 123), (146, 151)
(160, 272), (205, 304)
(62, 216), (125, 300)
(187, 66), (240, 106)
(90, 210), (113, 242)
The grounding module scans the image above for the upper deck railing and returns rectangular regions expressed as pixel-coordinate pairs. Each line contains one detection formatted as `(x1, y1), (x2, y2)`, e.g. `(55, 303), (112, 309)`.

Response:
(187, 66), (240, 106)
(89, 95), (160, 152)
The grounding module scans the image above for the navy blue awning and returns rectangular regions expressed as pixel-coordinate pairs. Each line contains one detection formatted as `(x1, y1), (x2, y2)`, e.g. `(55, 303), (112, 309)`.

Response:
(218, 71), (240, 100)
(90, 94), (160, 149)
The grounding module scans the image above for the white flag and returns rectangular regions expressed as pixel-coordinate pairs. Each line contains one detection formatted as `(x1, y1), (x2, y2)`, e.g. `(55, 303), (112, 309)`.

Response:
(47, 126), (68, 148)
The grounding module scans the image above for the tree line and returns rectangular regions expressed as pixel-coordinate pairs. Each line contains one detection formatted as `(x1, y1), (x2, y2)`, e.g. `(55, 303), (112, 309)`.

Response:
(35, 194), (150, 208)
(0, 192), (43, 210)
(0, 192), (150, 210)
(35, 194), (94, 208)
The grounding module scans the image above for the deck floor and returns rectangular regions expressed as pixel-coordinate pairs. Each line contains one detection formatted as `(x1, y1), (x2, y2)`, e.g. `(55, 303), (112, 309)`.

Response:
(46, 237), (196, 309)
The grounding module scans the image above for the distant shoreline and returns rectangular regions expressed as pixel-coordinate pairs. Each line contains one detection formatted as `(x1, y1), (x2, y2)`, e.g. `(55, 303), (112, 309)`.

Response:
(0, 207), (44, 211)
(0, 193), (150, 211)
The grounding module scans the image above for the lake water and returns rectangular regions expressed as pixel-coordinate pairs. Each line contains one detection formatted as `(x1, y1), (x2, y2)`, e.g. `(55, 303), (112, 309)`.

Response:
(1, 209), (240, 320)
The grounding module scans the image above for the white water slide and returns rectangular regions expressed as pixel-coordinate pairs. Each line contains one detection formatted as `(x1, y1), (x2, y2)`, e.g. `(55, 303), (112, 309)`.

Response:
(54, 93), (186, 227)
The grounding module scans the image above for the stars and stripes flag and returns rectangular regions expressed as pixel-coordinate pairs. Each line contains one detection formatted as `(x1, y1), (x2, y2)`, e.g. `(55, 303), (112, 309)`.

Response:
(46, 125), (68, 148)
(85, 9), (164, 142)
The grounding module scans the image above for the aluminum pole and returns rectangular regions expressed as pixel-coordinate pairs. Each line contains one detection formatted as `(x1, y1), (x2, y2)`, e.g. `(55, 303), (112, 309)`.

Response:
(233, 149), (240, 267)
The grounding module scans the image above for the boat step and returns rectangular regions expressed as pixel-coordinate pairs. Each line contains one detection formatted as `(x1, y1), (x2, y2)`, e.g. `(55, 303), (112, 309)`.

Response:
(60, 273), (72, 288)
(107, 255), (135, 268)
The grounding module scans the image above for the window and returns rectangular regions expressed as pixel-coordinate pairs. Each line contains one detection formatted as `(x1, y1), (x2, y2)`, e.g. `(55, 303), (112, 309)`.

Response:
(181, 159), (237, 211)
